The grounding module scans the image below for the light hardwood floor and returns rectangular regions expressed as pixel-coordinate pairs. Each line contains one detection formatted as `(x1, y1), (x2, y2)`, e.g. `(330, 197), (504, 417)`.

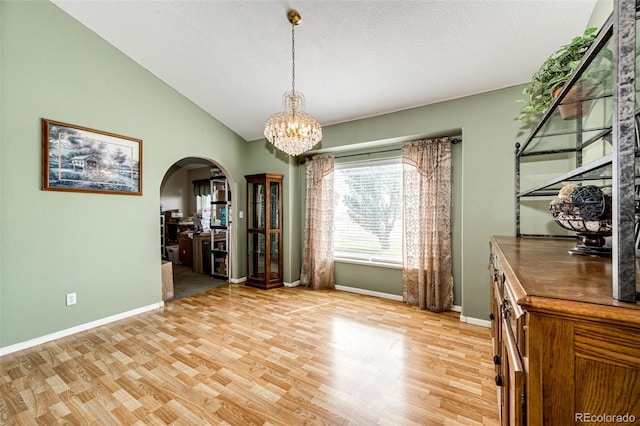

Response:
(0, 284), (498, 425)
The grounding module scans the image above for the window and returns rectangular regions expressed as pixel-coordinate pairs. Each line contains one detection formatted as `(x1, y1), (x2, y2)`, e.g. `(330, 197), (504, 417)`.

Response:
(196, 194), (211, 213)
(193, 179), (211, 214)
(333, 158), (402, 265)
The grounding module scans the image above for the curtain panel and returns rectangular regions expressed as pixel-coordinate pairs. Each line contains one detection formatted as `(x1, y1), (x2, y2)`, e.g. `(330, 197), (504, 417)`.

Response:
(300, 155), (336, 289)
(193, 179), (211, 197)
(402, 138), (453, 312)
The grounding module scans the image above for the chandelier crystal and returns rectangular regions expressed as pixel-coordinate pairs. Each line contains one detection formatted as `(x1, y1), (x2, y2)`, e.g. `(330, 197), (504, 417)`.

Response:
(264, 9), (322, 156)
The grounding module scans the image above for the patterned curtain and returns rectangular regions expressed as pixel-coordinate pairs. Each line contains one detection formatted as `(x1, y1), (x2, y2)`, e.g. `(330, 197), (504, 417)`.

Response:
(402, 138), (453, 312)
(300, 155), (336, 289)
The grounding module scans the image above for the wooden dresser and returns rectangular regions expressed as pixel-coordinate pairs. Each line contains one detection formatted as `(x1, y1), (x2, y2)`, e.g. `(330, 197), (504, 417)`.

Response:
(489, 236), (640, 425)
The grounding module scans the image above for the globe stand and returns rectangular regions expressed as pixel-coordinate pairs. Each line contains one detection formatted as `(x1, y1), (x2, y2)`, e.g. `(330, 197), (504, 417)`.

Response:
(568, 233), (611, 257)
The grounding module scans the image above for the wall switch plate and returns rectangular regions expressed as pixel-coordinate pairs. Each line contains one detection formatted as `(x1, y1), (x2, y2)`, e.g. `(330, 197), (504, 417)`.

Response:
(66, 292), (77, 306)
(239, 211), (244, 219)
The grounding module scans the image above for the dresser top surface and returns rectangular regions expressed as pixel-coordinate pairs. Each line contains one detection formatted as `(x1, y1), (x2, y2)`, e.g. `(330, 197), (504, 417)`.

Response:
(491, 236), (640, 310)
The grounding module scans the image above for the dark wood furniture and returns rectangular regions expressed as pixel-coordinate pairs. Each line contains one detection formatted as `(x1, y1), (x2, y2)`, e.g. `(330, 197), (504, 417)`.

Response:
(245, 173), (283, 289)
(164, 211), (194, 247)
(490, 236), (640, 425)
(178, 231), (193, 267)
(192, 233), (210, 274)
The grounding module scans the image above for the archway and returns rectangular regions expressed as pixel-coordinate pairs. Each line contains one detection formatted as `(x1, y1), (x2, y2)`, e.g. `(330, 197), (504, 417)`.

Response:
(160, 156), (234, 300)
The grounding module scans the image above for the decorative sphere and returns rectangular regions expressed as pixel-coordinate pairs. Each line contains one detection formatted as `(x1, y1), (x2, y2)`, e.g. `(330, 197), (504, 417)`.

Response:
(571, 185), (606, 221)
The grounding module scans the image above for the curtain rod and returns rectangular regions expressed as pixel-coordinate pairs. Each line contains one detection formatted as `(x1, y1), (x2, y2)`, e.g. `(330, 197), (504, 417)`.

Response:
(325, 137), (462, 161)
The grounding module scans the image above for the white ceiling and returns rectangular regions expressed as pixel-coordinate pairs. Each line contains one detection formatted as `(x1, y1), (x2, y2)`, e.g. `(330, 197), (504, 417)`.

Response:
(51, 0), (599, 142)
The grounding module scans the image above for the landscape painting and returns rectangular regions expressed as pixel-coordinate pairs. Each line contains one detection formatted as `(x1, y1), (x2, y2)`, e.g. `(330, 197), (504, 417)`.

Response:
(42, 119), (142, 195)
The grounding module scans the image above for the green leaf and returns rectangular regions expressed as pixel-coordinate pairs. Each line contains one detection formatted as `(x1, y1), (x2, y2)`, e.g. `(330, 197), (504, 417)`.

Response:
(517, 26), (599, 121)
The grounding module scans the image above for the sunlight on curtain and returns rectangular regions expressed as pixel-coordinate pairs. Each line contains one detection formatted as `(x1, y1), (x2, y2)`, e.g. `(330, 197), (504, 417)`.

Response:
(301, 155), (336, 289)
(402, 138), (453, 312)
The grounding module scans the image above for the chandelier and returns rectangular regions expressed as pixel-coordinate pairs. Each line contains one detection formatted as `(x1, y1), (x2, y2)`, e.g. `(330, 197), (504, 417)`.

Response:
(264, 9), (322, 156)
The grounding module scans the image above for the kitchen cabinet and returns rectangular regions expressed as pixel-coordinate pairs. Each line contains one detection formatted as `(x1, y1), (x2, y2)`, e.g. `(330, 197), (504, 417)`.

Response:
(192, 233), (210, 274)
(178, 231), (193, 267)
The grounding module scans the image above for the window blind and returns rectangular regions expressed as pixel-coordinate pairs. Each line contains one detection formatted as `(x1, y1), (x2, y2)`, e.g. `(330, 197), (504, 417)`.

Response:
(333, 158), (402, 264)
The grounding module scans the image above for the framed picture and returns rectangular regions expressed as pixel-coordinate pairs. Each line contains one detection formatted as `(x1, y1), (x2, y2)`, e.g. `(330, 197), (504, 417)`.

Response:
(42, 118), (142, 195)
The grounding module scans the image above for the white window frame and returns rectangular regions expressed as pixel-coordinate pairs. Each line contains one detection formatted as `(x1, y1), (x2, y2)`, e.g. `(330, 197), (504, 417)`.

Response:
(333, 157), (403, 267)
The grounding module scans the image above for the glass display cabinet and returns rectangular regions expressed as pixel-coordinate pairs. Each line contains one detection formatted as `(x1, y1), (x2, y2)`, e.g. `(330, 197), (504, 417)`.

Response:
(245, 173), (283, 289)
(516, 5), (639, 302)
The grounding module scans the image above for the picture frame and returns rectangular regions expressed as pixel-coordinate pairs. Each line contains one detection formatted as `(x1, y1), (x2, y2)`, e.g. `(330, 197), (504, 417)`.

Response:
(42, 118), (142, 195)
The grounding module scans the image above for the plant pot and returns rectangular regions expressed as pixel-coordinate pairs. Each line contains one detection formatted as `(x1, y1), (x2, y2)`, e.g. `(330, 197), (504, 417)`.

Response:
(553, 82), (595, 120)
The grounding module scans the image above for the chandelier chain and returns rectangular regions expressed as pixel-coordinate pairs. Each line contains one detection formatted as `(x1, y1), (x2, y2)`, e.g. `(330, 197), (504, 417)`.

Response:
(291, 23), (296, 95)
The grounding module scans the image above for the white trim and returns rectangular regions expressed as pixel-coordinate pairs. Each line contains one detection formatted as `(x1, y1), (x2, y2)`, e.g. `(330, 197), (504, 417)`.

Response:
(334, 258), (402, 269)
(334, 289), (488, 327)
(335, 285), (403, 301)
(229, 277), (300, 287)
(460, 315), (491, 328)
(0, 302), (164, 357)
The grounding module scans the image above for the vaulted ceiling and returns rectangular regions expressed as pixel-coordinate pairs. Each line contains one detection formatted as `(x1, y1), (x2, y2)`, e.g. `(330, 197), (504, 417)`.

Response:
(51, 0), (599, 142)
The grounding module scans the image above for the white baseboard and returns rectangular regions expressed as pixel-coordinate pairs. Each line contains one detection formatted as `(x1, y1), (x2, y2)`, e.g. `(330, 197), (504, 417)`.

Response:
(229, 278), (299, 288)
(0, 302), (164, 357)
(335, 285), (403, 301)
(451, 305), (491, 327)
(460, 315), (491, 328)
(0, 288), (490, 357)
(334, 288), (489, 327)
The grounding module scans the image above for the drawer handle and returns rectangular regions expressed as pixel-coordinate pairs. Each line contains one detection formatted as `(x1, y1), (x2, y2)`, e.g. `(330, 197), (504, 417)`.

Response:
(502, 317), (525, 374)
(489, 313), (495, 320)
(495, 374), (503, 386)
(493, 355), (501, 365)
(502, 301), (512, 319)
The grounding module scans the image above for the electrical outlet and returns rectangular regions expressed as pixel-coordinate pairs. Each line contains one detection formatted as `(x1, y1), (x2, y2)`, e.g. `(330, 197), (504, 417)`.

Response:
(66, 292), (77, 306)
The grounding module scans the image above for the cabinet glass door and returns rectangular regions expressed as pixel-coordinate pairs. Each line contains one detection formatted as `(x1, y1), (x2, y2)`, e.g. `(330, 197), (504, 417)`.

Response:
(248, 182), (265, 229)
(248, 232), (266, 280)
(270, 233), (280, 281)
(269, 182), (280, 229)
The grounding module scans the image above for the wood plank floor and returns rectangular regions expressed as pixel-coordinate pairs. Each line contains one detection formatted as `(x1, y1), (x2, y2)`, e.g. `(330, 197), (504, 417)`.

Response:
(0, 284), (498, 425)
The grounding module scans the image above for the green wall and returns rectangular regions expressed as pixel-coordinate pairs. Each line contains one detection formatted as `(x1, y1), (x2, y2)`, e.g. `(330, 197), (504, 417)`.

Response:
(0, 0), (246, 348)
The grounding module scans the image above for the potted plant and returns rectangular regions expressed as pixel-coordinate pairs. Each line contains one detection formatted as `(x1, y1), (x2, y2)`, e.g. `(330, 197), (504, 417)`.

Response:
(518, 27), (599, 122)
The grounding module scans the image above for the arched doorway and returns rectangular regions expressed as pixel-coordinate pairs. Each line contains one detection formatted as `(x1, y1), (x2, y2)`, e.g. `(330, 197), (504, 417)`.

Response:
(160, 156), (233, 300)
